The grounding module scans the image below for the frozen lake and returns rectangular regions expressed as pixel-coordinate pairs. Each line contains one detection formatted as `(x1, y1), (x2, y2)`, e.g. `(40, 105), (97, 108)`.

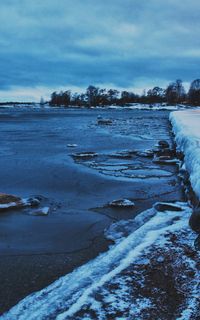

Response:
(0, 107), (184, 314)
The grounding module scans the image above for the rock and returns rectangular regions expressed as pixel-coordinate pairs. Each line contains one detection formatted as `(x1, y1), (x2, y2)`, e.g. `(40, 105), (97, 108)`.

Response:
(189, 208), (200, 233)
(0, 193), (21, 204)
(23, 197), (40, 207)
(154, 202), (183, 212)
(194, 234), (200, 251)
(29, 207), (50, 216)
(156, 148), (176, 158)
(108, 199), (135, 208)
(158, 140), (170, 149)
(97, 119), (112, 125)
(176, 151), (184, 161)
(0, 194), (40, 212)
(152, 147), (160, 153)
(178, 168), (190, 184)
(184, 187), (199, 207)
(0, 193), (22, 211)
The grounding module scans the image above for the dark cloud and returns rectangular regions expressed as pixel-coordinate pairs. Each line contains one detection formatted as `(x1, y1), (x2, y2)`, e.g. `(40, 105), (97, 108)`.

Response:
(0, 0), (199, 100)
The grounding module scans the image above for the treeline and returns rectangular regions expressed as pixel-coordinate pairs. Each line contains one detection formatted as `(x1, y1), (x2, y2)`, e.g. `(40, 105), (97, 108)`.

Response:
(49, 79), (200, 107)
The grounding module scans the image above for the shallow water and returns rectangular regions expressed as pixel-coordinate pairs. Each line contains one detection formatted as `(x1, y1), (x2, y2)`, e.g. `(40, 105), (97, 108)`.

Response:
(0, 107), (185, 314)
(0, 108), (178, 255)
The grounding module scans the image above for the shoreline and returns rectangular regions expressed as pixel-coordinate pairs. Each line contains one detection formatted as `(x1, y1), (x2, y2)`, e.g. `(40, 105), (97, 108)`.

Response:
(0, 108), (185, 314)
(0, 103), (196, 111)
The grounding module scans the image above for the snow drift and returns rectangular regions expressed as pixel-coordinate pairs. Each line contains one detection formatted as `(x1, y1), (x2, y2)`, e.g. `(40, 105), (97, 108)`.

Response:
(170, 110), (200, 200)
(2, 202), (199, 320)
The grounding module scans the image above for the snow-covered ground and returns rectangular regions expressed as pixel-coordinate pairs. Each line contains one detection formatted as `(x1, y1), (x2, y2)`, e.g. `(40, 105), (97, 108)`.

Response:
(108, 103), (186, 111)
(170, 110), (200, 199)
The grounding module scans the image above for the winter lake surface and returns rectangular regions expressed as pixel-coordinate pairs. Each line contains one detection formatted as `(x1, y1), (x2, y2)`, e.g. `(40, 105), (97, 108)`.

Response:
(0, 107), (199, 319)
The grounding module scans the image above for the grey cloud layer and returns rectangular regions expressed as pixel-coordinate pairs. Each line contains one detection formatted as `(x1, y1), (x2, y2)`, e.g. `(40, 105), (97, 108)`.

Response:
(0, 0), (200, 91)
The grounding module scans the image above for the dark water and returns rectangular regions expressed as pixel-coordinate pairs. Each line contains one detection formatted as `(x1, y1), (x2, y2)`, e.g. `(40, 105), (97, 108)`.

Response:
(0, 107), (184, 314)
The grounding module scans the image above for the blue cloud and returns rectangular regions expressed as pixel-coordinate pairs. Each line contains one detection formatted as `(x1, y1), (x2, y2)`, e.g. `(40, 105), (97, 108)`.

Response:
(0, 0), (200, 100)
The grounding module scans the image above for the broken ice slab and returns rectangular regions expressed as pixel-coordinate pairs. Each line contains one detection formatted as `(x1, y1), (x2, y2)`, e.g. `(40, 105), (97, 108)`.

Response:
(108, 199), (135, 208)
(28, 207), (50, 216)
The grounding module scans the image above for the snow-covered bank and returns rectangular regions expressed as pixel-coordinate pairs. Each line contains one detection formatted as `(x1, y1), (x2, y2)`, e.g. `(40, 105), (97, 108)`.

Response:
(2, 202), (199, 319)
(0, 103), (196, 111)
(109, 103), (186, 111)
(170, 110), (200, 200)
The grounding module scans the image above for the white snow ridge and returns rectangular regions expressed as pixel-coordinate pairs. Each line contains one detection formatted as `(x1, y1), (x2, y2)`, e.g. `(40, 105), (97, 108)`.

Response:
(2, 202), (199, 319)
(170, 110), (200, 199)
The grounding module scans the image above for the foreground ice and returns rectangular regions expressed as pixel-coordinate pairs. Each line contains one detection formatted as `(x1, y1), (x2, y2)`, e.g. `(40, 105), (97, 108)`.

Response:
(170, 110), (200, 199)
(2, 202), (199, 319)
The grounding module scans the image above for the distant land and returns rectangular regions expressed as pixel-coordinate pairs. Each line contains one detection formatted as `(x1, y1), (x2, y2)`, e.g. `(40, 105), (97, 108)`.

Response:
(1, 79), (200, 108)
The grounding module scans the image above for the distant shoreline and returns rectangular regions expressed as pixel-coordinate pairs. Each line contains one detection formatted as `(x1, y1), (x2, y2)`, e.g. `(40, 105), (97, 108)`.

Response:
(0, 102), (198, 111)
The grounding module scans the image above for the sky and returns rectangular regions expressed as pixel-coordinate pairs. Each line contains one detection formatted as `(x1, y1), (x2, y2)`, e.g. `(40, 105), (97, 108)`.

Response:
(0, 0), (200, 101)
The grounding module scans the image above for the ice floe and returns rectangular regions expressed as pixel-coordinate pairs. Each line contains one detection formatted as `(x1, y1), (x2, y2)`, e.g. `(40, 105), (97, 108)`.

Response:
(67, 144), (78, 148)
(72, 150), (175, 181)
(28, 207), (50, 216)
(108, 199), (135, 208)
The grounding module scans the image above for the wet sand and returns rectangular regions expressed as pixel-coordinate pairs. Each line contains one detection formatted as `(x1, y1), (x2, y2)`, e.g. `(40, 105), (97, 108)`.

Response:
(0, 108), (184, 314)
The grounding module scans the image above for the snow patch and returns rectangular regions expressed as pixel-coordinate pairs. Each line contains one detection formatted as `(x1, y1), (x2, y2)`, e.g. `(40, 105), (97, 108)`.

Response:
(170, 110), (200, 199)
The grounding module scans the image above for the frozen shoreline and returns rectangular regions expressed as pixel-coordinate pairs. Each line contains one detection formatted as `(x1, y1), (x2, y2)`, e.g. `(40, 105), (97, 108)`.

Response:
(0, 108), (182, 315)
(3, 202), (199, 320)
(170, 110), (200, 200)
(1, 108), (199, 319)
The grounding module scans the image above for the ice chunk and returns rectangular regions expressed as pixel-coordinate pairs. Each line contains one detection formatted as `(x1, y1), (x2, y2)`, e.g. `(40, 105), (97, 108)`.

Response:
(28, 207), (50, 216)
(108, 199), (135, 208)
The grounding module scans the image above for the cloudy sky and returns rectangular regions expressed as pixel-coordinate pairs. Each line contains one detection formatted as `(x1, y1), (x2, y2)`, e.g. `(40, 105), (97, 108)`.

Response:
(0, 0), (200, 101)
